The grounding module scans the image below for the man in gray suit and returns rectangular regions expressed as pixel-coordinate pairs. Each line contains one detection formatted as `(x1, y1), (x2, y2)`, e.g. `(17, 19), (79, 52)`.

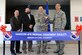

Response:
(53, 3), (66, 55)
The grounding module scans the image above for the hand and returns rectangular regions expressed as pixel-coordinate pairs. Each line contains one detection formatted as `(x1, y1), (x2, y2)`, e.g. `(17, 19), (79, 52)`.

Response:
(17, 29), (20, 32)
(61, 29), (64, 31)
(45, 16), (48, 19)
(61, 30), (64, 31)
(29, 25), (33, 29)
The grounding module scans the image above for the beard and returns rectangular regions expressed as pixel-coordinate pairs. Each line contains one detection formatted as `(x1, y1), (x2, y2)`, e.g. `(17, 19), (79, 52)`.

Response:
(26, 12), (30, 14)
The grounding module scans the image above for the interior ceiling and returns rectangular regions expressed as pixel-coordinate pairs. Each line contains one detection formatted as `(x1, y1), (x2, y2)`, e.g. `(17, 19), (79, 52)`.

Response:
(6, 0), (70, 7)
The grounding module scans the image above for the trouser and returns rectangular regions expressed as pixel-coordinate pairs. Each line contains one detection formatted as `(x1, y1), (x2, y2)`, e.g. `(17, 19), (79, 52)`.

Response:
(10, 41), (20, 53)
(22, 41), (32, 51)
(55, 28), (65, 53)
(55, 41), (65, 53)
(37, 41), (47, 52)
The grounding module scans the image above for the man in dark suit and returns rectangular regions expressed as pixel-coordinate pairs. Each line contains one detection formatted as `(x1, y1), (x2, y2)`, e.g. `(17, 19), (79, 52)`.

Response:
(21, 8), (35, 54)
(10, 10), (22, 55)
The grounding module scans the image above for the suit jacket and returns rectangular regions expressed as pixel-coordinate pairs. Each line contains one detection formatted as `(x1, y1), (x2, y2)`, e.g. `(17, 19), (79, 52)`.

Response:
(10, 16), (21, 31)
(21, 13), (35, 31)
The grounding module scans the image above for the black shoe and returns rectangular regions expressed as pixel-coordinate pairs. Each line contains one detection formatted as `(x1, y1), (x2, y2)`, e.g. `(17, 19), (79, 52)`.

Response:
(28, 49), (34, 52)
(23, 50), (27, 54)
(16, 51), (22, 54)
(37, 51), (40, 54)
(42, 50), (48, 54)
(58, 53), (63, 55)
(47, 47), (51, 49)
(11, 52), (16, 55)
(53, 50), (60, 53)
(58, 52), (64, 55)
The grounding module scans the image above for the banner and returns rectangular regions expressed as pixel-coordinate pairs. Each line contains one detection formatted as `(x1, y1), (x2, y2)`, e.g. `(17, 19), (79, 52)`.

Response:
(3, 31), (80, 41)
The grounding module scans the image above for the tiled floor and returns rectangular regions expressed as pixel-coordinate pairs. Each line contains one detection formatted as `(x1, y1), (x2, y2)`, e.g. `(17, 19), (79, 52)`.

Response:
(0, 44), (82, 55)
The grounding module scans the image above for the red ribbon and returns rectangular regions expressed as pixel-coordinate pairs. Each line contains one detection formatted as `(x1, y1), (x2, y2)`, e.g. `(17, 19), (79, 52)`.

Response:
(76, 25), (82, 36)
(0, 25), (7, 32)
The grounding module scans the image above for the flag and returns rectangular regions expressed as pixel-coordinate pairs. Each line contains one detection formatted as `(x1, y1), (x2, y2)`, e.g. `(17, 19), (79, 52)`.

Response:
(45, 0), (50, 31)
(46, 0), (49, 15)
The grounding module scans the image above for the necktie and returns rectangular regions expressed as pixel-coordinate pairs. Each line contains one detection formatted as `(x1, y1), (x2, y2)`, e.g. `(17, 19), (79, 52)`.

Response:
(28, 14), (31, 20)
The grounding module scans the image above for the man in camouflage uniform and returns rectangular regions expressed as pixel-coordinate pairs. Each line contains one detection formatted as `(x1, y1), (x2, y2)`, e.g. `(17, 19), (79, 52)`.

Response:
(35, 6), (48, 54)
(52, 3), (66, 55)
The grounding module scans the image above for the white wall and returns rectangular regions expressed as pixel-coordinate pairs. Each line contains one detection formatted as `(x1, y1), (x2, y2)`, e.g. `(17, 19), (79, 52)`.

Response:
(71, 0), (82, 30)
(0, 0), (5, 45)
